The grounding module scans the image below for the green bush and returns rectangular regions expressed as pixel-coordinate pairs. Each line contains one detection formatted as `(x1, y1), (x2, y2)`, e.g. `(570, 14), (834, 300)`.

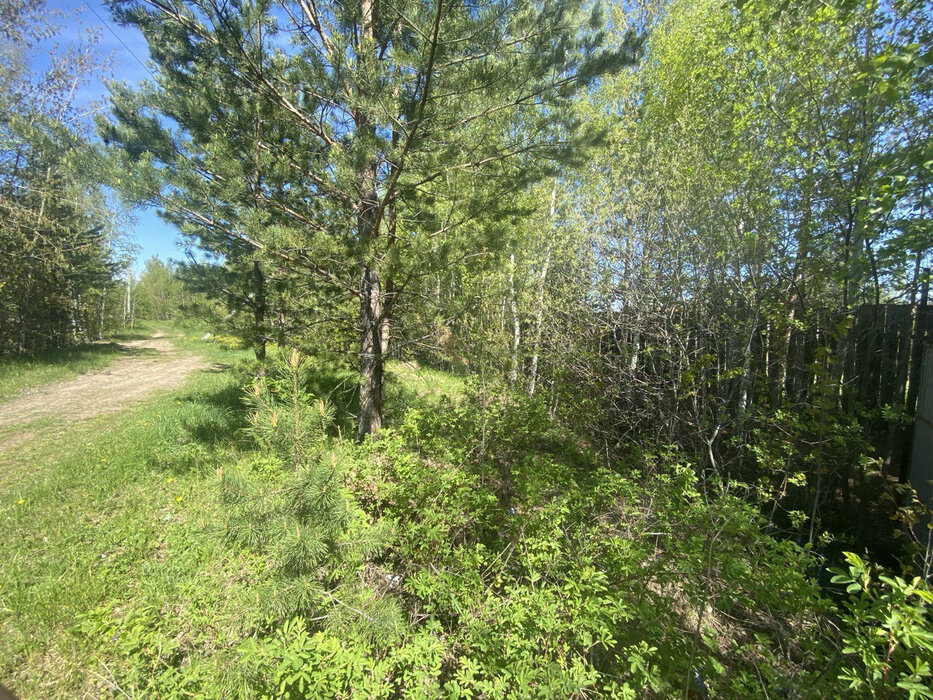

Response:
(220, 349), (402, 646)
(343, 385), (830, 697)
(830, 552), (933, 698)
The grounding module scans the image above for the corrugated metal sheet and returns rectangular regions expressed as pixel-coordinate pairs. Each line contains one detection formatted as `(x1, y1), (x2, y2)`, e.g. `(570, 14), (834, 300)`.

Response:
(910, 345), (933, 506)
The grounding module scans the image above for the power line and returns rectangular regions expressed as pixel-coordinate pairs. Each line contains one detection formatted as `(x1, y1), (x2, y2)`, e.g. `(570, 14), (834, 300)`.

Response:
(80, 0), (157, 81)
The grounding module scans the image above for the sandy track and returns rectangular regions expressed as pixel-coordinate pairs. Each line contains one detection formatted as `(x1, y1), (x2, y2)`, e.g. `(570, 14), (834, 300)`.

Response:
(0, 334), (207, 450)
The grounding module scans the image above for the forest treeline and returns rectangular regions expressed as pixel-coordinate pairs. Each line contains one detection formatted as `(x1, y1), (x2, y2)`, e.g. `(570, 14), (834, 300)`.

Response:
(2, 0), (933, 695)
(0, 1), (197, 349)
(0, 0), (120, 351)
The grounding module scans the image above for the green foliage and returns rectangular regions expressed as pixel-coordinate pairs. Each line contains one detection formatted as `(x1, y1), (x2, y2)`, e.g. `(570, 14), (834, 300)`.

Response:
(242, 349), (335, 460)
(347, 383), (831, 697)
(74, 604), (209, 699)
(236, 618), (390, 699)
(0, 0), (126, 353)
(4, 1), (932, 695)
(133, 257), (185, 322)
(220, 349), (401, 645)
(830, 552), (933, 698)
(101, 0), (643, 437)
(4, 339), (933, 698)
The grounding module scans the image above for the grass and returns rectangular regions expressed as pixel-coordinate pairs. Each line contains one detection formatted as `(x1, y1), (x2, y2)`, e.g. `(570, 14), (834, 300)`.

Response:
(386, 359), (467, 403)
(0, 331), (477, 698)
(0, 331), (256, 698)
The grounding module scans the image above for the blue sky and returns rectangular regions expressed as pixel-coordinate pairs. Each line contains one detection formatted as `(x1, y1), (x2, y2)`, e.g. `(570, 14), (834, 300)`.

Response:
(45, 0), (183, 272)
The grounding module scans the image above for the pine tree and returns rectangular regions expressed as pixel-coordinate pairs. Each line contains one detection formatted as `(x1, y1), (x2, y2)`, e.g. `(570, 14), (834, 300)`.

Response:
(221, 349), (402, 643)
(101, 0), (641, 438)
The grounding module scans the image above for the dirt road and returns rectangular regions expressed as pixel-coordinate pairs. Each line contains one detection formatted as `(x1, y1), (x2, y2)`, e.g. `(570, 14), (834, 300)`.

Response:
(0, 334), (206, 450)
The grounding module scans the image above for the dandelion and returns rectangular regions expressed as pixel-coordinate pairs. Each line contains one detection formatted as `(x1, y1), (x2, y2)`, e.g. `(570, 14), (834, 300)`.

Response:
(17, 498), (25, 505)
(176, 496), (183, 502)
(166, 477), (174, 484)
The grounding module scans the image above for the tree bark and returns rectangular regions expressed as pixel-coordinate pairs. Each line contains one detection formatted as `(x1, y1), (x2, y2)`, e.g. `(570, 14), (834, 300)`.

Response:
(252, 260), (266, 361)
(508, 252), (520, 385)
(354, 0), (385, 441)
(528, 186), (556, 397)
(358, 262), (384, 440)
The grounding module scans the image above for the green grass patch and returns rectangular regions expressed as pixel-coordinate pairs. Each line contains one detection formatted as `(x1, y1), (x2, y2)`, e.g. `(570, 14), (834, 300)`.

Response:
(0, 337), (255, 699)
(107, 321), (159, 342)
(386, 359), (467, 404)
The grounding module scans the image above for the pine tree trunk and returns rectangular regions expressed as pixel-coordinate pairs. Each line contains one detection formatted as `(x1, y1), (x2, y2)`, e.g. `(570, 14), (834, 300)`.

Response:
(381, 127), (400, 360)
(253, 260), (266, 361)
(381, 279), (392, 357)
(358, 262), (384, 440)
(355, 0), (384, 441)
(352, 0), (381, 439)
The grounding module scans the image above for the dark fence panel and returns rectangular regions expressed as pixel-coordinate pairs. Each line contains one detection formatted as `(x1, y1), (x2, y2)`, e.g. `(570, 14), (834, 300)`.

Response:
(910, 345), (933, 506)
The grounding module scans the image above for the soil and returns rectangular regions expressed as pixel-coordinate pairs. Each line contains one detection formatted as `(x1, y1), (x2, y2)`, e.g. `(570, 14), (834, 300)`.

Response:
(0, 333), (207, 451)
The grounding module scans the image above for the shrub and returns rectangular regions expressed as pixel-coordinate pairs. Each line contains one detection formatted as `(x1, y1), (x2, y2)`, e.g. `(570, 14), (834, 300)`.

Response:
(220, 349), (402, 647)
(829, 552), (933, 698)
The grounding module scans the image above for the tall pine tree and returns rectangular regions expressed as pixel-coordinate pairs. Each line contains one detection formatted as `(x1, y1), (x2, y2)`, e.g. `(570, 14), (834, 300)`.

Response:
(101, 0), (639, 438)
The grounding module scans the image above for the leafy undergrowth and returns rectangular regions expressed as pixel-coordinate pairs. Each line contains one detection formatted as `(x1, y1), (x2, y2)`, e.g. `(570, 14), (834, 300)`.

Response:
(1, 346), (931, 698)
(343, 393), (831, 698)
